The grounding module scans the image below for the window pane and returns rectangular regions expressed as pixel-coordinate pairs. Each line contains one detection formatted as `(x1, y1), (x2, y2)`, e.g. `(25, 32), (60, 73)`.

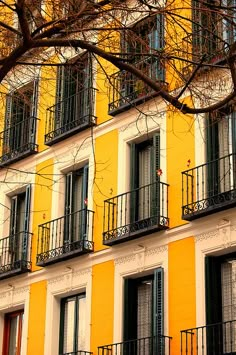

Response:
(8, 316), (19, 355)
(63, 298), (76, 353)
(77, 296), (86, 350)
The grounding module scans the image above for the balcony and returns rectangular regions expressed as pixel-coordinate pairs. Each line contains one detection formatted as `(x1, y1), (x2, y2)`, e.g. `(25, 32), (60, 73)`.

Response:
(98, 335), (172, 355)
(182, 154), (236, 221)
(103, 181), (169, 246)
(108, 56), (165, 116)
(0, 116), (38, 167)
(0, 232), (32, 280)
(181, 320), (236, 354)
(45, 87), (97, 145)
(36, 209), (94, 266)
(60, 352), (93, 355)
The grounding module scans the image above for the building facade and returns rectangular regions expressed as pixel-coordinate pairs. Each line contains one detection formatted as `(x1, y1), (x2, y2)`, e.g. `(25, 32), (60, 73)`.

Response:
(0, 1), (235, 355)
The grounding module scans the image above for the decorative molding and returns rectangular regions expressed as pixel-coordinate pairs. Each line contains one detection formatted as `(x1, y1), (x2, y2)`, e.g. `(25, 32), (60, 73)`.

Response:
(195, 230), (219, 243)
(115, 254), (136, 265)
(146, 245), (168, 256)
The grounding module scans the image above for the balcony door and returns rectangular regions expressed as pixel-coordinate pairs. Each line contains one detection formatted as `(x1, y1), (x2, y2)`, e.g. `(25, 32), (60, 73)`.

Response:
(205, 255), (236, 354)
(3, 310), (24, 355)
(124, 268), (164, 355)
(55, 56), (92, 131)
(64, 165), (89, 244)
(206, 110), (236, 197)
(4, 81), (38, 154)
(130, 133), (160, 226)
(8, 185), (31, 266)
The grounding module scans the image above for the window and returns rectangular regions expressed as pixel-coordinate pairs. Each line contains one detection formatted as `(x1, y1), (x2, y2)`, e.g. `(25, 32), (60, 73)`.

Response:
(64, 165), (89, 243)
(123, 268), (164, 353)
(130, 134), (161, 226)
(45, 55), (96, 145)
(0, 185), (31, 277)
(59, 294), (86, 354)
(1, 81), (38, 165)
(205, 254), (236, 353)
(109, 14), (164, 114)
(206, 109), (236, 197)
(3, 310), (24, 355)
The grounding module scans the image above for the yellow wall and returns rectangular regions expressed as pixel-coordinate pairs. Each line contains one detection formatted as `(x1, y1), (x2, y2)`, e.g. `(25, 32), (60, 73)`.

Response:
(168, 237), (196, 354)
(93, 129), (118, 251)
(27, 280), (47, 355)
(167, 99), (195, 228)
(31, 158), (54, 271)
(90, 260), (115, 353)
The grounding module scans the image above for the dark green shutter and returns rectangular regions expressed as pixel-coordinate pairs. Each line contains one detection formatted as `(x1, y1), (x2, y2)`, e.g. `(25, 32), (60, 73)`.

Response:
(153, 267), (164, 355)
(130, 143), (138, 223)
(151, 133), (160, 219)
(30, 79), (39, 144)
(123, 278), (138, 341)
(3, 94), (12, 152)
(9, 196), (17, 256)
(64, 172), (73, 242)
(206, 115), (219, 196)
(55, 66), (64, 130)
(81, 164), (89, 239)
(22, 185), (31, 259)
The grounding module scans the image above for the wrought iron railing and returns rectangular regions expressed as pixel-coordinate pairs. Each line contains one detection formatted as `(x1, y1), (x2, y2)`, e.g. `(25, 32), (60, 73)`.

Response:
(103, 181), (169, 245)
(60, 352), (93, 355)
(36, 209), (94, 266)
(182, 153), (236, 220)
(108, 56), (165, 115)
(0, 231), (32, 279)
(98, 335), (172, 355)
(181, 320), (236, 354)
(0, 116), (38, 166)
(45, 87), (96, 145)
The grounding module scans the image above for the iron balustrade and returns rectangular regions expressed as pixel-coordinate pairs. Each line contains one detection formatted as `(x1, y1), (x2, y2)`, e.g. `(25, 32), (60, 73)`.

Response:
(103, 181), (169, 246)
(0, 116), (38, 166)
(37, 209), (94, 266)
(45, 87), (96, 145)
(181, 319), (236, 355)
(182, 153), (236, 220)
(0, 231), (32, 279)
(60, 352), (93, 355)
(98, 335), (172, 355)
(108, 56), (165, 115)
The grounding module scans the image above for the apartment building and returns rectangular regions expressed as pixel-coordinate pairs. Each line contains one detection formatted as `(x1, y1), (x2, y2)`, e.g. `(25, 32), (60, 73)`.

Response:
(0, 1), (235, 354)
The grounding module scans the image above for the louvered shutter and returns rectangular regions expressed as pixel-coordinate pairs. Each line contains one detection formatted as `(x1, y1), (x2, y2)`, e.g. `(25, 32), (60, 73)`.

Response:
(153, 267), (164, 354)
(149, 15), (164, 81)
(9, 196), (18, 259)
(3, 94), (12, 154)
(64, 172), (73, 242)
(130, 143), (138, 223)
(22, 184), (31, 259)
(29, 79), (39, 145)
(55, 66), (64, 130)
(207, 115), (219, 196)
(80, 165), (89, 240)
(151, 133), (160, 219)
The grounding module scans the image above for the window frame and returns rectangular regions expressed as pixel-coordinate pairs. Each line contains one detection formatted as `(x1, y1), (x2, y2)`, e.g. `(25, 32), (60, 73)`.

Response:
(2, 310), (24, 355)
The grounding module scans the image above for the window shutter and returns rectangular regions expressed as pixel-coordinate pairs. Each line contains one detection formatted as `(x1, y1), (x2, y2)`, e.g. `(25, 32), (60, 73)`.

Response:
(151, 134), (160, 219)
(130, 143), (138, 223)
(80, 164), (89, 240)
(3, 94), (12, 152)
(9, 196), (17, 236)
(64, 172), (73, 242)
(151, 133), (160, 183)
(153, 267), (164, 339)
(22, 185), (31, 259)
(123, 278), (138, 342)
(55, 66), (64, 129)
(206, 115), (219, 196)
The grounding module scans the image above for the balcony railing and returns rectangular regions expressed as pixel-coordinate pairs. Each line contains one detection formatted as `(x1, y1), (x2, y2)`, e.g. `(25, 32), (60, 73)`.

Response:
(36, 209), (94, 266)
(0, 232), (32, 280)
(98, 335), (172, 355)
(45, 87), (97, 145)
(182, 153), (236, 220)
(103, 181), (169, 246)
(181, 320), (236, 354)
(108, 56), (165, 116)
(0, 116), (38, 166)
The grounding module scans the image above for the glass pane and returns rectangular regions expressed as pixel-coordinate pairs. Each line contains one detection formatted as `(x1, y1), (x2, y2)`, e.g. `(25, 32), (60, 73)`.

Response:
(63, 298), (76, 353)
(9, 315), (19, 355)
(77, 296), (86, 350)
